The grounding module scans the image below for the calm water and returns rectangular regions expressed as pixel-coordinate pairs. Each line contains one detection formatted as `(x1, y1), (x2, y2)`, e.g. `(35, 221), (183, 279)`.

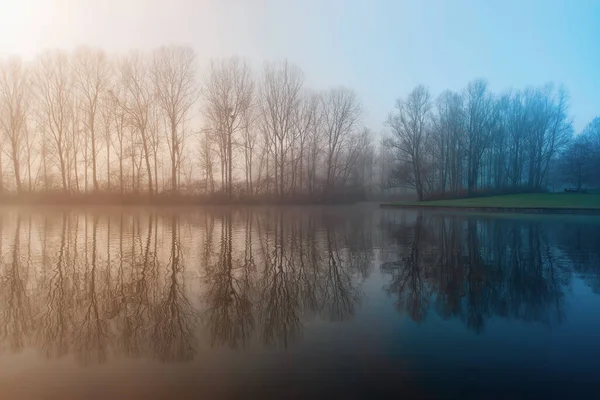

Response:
(0, 205), (599, 399)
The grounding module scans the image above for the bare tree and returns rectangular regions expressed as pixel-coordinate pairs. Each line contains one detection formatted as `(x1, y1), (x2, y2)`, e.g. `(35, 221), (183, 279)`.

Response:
(241, 104), (259, 195)
(198, 132), (215, 193)
(0, 57), (30, 193)
(560, 134), (594, 190)
(260, 60), (303, 198)
(113, 52), (154, 195)
(581, 117), (600, 188)
(387, 85), (433, 201)
(109, 85), (127, 194)
(152, 46), (198, 192)
(100, 93), (113, 190)
(464, 79), (493, 194)
(431, 90), (464, 193)
(202, 57), (254, 199)
(33, 51), (73, 192)
(321, 87), (363, 190)
(294, 91), (321, 194)
(23, 117), (38, 191)
(73, 47), (111, 191)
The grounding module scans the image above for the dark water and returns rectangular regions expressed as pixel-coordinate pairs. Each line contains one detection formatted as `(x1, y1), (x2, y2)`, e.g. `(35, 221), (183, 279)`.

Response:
(0, 205), (599, 399)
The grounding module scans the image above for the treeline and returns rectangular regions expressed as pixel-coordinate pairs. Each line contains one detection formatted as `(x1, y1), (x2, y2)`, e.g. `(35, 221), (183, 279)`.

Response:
(0, 46), (376, 202)
(559, 117), (600, 191)
(384, 81), (599, 200)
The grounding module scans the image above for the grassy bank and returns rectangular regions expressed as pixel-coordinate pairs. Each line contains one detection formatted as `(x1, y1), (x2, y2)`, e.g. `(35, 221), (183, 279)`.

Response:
(384, 193), (600, 210)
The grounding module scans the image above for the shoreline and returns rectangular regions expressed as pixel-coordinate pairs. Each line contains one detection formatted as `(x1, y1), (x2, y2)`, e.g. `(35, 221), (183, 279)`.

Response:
(379, 204), (600, 215)
(0, 194), (368, 207)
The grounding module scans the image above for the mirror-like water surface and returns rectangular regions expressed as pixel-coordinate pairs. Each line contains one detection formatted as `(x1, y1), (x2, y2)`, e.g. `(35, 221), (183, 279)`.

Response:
(0, 206), (598, 399)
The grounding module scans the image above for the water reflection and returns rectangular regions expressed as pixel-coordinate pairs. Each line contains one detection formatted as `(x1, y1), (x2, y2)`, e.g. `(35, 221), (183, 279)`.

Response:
(0, 208), (371, 363)
(0, 208), (599, 367)
(380, 212), (600, 332)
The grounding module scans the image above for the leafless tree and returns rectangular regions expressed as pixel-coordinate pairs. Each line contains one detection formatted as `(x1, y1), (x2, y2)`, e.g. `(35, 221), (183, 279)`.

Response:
(73, 47), (112, 191)
(198, 132), (215, 193)
(33, 51), (74, 192)
(321, 87), (363, 190)
(464, 79), (493, 194)
(152, 46), (198, 192)
(387, 85), (433, 200)
(0, 57), (30, 193)
(113, 52), (154, 195)
(202, 57), (254, 199)
(109, 85), (127, 194)
(259, 60), (303, 198)
(100, 93), (113, 190)
(294, 91), (321, 194)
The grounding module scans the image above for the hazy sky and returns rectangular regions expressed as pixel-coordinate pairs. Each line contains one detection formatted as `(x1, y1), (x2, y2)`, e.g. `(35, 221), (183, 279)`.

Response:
(0, 0), (598, 132)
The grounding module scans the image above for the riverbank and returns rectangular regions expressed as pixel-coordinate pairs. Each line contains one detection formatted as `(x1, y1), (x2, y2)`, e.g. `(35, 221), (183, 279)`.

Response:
(380, 193), (600, 214)
(0, 191), (367, 206)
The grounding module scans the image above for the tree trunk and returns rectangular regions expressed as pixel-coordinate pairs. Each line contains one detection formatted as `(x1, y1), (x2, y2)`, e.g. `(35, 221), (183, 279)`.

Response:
(0, 152), (4, 193)
(140, 129), (153, 195)
(106, 143), (110, 191)
(12, 148), (21, 194)
(91, 121), (98, 191)
(228, 126), (233, 200)
(171, 121), (178, 192)
(59, 148), (67, 192)
(279, 140), (284, 199)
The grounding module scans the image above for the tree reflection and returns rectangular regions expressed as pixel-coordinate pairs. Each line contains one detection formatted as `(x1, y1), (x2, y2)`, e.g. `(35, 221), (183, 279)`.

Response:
(204, 212), (254, 349)
(74, 216), (109, 364)
(382, 213), (432, 323)
(0, 207), (373, 362)
(258, 212), (302, 348)
(553, 222), (600, 294)
(381, 212), (572, 332)
(0, 215), (32, 353)
(0, 207), (595, 362)
(322, 226), (361, 321)
(39, 213), (74, 358)
(152, 215), (196, 362)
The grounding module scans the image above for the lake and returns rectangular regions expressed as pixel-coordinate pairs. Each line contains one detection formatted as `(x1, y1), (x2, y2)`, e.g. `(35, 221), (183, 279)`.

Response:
(0, 205), (598, 399)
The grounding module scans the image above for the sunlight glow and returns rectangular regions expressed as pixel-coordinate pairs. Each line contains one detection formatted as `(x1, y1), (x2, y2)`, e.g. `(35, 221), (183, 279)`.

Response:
(0, 0), (61, 58)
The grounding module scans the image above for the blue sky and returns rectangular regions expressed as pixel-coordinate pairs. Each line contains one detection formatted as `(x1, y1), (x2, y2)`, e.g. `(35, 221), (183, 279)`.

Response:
(1, 0), (598, 132)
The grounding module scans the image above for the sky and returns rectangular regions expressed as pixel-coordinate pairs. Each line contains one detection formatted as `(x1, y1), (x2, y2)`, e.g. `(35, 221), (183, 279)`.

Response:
(0, 0), (597, 132)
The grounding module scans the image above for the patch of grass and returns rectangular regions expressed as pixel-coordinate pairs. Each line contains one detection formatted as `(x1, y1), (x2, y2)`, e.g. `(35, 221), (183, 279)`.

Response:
(392, 193), (600, 209)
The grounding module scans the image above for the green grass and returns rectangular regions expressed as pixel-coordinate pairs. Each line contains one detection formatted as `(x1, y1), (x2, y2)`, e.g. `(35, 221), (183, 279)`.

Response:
(392, 193), (600, 209)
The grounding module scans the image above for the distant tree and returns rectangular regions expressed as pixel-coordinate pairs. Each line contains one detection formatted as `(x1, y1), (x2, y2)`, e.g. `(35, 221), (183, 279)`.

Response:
(463, 79), (494, 194)
(580, 116), (600, 188)
(202, 57), (254, 199)
(114, 52), (155, 195)
(33, 51), (73, 192)
(321, 87), (363, 190)
(152, 46), (198, 192)
(0, 57), (30, 193)
(431, 90), (464, 193)
(386, 85), (433, 201)
(259, 61), (303, 199)
(73, 47), (111, 192)
(560, 135), (594, 190)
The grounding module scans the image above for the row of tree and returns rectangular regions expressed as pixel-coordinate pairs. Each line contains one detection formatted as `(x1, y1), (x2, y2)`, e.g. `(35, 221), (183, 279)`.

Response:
(559, 117), (600, 190)
(0, 46), (376, 201)
(1, 45), (596, 202)
(385, 81), (598, 200)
